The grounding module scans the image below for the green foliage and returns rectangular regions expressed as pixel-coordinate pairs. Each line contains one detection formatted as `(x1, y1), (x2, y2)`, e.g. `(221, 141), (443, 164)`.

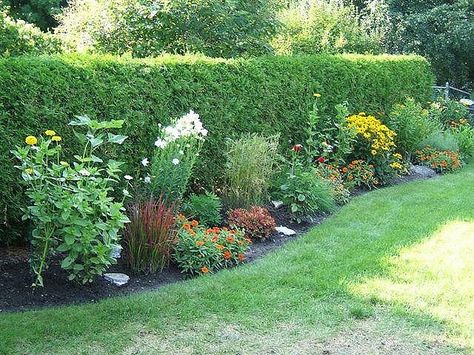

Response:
(450, 125), (474, 161)
(124, 198), (177, 274)
(429, 98), (471, 128)
(173, 222), (250, 275)
(11, 117), (130, 286)
(224, 133), (280, 208)
(0, 9), (61, 56)
(272, 0), (382, 55)
(419, 131), (459, 152)
(387, 98), (441, 159)
(0, 53), (433, 244)
(387, 0), (474, 88)
(3, 0), (66, 30)
(314, 163), (351, 205)
(274, 168), (335, 222)
(182, 192), (222, 227)
(57, 0), (280, 58)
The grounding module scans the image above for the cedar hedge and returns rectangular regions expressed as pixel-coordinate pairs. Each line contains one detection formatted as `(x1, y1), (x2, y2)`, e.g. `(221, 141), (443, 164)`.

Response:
(0, 53), (434, 243)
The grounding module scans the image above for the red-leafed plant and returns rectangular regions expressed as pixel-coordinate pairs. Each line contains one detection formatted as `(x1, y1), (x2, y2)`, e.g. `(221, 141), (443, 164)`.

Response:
(124, 197), (177, 274)
(227, 206), (276, 240)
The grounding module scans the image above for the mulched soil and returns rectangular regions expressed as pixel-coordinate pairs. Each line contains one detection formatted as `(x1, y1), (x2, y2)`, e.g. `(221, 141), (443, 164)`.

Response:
(0, 170), (433, 313)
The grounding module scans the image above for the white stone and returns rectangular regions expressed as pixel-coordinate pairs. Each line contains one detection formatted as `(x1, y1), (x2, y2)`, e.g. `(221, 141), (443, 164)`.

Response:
(272, 201), (284, 209)
(411, 165), (436, 178)
(275, 226), (297, 236)
(104, 273), (129, 286)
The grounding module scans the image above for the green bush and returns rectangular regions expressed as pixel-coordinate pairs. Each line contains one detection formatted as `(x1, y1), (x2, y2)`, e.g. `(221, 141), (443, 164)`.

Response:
(224, 133), (280, 208)
(451, 125), (474, 161)
(182, 192), (222, 227)
(0, 53), (433, 243)
(419, 131), (459, 152)
(387, 98), (441, 159)
(0, 9), (61, 56)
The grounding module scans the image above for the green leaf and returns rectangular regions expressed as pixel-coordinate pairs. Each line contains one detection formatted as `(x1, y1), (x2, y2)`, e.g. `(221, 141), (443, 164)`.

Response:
(61, 256), (75, 269)
(69, 115), (92, 126)
(107, 133), (128, 144)
(297, 194), (306, 202)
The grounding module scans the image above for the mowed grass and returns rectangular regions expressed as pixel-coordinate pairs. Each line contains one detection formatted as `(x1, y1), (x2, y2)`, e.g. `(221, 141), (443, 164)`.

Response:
(1, 165), (474, 354)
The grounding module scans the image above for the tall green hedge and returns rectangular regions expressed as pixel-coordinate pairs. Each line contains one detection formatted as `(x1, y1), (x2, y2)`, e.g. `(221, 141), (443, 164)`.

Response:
(0, 53), (433, 243)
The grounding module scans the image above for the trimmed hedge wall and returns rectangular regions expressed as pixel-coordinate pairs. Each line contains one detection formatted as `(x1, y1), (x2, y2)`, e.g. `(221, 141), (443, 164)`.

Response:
(0, 53), (434, 243)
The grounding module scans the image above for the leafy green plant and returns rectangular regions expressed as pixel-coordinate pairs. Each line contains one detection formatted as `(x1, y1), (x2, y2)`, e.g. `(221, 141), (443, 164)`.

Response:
(173, 218), (251, 275)
(430, 98), (471, 128)
(450, 125), (474, 161)
(151, 111), (207, 202)
(11, 117), (130, 286)
(124, 197), (177, 274)
(387, 98), (441, 159)
(227, 206), (276, 241)
(415, 147), (462, 173)
(182, 192), (222, 227)
(419, 131), (459, 152)
(224, 134), (280, 208)
(314, 163), (351, 205)
(275, 167), (335, 223)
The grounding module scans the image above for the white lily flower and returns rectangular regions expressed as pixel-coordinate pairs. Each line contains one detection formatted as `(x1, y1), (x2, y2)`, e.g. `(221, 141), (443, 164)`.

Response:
(124, 175), (133, 181)
(144, 176), (151, 183)
(154, 138), (167, 149)
(141, 158), (149, 166)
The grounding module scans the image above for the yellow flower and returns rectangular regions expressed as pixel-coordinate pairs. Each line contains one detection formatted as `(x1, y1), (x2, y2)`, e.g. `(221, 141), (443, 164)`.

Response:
(313, 93), (321, 98)
(359, 112), (366, 116)
(371, 150), (377, 156)
(25, 136), (37, 145)
(25, 168), (33, 174)
(60, 161), (69, 167)
(44, 130), (56, 136)
(51, 136), (62, 142)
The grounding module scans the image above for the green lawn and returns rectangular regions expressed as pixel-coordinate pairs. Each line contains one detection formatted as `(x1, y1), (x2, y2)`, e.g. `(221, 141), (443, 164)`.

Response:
(1, 165), (474, 354)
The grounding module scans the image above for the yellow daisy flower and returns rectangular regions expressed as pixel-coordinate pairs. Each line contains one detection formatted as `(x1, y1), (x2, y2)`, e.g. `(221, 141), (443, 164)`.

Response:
(52, 136), (62, 142)
(25, 136), (37, 145)
(44, 130), (56, 136)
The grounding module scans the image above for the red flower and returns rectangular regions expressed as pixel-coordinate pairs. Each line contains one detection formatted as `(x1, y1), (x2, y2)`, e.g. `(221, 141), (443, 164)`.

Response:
(223, 251), (232, 260)
(292, 144), (303, 152)
(317, 157), (325, 163)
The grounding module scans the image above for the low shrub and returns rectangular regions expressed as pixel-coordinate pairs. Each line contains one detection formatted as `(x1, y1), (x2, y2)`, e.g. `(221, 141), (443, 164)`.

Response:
(415, 147), (462, 173)
(419, 131), (459, 152)
(451, 125), (474, 161)
(124, 198), (177, 274)
(173, 218), (251, 275)
(11, 117), (130, 286)
(430, 98), (471, 128)
(387, 98), (441, 159)
(182, 192), (222, 227)
(314, 163), (351, 205)
(151, 111), (207, 202)
(224, 134), (280, 208)
(227, 206), (276, 241)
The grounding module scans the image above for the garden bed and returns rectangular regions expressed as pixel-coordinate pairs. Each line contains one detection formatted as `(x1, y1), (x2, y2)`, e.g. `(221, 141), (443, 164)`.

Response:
(0, 170), (431, 313)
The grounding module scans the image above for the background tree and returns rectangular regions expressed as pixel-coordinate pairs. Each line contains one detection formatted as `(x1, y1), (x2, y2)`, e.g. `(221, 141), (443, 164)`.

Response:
(1, 0), (67, 30)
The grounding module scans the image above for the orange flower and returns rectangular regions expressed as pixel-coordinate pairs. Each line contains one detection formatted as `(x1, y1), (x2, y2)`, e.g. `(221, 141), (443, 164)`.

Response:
(183, 223), (191, 230)
(191, 220), (199, 227)
(211, 236), (218, 243)
(196, 241), (205, 247)
(226, 236), (234, 243)
(223, 251), (232, 260)
(200, 266), (209, 274)
(238, 253), (245, 262)
(177, 213), (186, 221)
(216, 244), (224, 250)
(245, 237), (252, 244)
(342, 167), (348, 173)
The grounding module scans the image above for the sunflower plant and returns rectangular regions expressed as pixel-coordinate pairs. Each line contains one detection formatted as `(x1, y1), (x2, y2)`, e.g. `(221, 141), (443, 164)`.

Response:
(11, 116), (130, 286)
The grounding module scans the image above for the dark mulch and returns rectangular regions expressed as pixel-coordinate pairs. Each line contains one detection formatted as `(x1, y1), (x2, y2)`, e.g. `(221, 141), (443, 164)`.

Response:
(0, 169), (434, 313)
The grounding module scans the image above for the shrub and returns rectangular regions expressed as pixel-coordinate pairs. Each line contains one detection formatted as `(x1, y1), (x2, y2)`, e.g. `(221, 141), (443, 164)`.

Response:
(346, 112), (404, 184)
(451, 125), (474, 161)
(314, 163), (351, 205)
(415, 147), (462, 173)
(124, 198), (177, 274)
(387, 98), (441, 159)
(339, 160), (379, 190)
(274, 168), (335, 223)
(0, 53), (434, 244)
(224, 134), (280, 208)
(150, 111), (207, 202)
(57, 0), (279, 58)
(0, 9), (61, 56)
(11, 117), (130, 286)
(182, 192), (222, 227)
(227, 206), (276, 241)
(173, 219), (251, 275)
(419, 131), (459, 152)
(430, 98), (471, 128)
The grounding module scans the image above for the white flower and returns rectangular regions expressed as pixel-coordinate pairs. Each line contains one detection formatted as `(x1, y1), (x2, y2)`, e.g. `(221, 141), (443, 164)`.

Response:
(79, 169), (90, 176)
(201, 128), (208, 137)
(172, 158), (180, 165)
(141, 158), (149, 166)
(154, 138), (167, 149)
(123, 189), (130, 197)
(124, 175), (133, 181)
(158, 123), (162, 128)
(179, 150), (184, 155)
(144, 176), (151, 183)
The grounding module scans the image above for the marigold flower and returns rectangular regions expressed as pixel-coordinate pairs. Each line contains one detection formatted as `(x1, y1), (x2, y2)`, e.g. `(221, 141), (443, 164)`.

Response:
(211, 236), (218, 243)
(196, 241), (205, 247)
(51, 135), (62, 142)
(223, 251), (232, 260)
(44, 130), (56, 136)
(226, 236), (235, 243)
(238, 254), (245, 262)
(216, 244), (224, 250)
(191, 220), (199, 227)
(200, 266), (209, 274)
(313, 93), (321, 98)
(25, 136), (37, 145)
(342, 167), (349, 173)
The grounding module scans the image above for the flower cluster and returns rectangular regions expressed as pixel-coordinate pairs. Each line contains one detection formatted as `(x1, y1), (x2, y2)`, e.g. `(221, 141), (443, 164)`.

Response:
(227, 206), (276, 240)
(315, 164), (351, 205)
(346, 113), (396, 156)
(415, 147), (462, 173)
(340, 160), (379, 189)
(155, 110), (208, 149)
(173, 216), (251, 275)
